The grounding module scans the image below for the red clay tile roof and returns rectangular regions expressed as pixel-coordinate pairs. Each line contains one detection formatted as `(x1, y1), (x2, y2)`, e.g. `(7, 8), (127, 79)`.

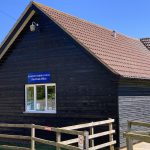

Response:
(34, 2), (150, 80)
(1, 2), (150, 80)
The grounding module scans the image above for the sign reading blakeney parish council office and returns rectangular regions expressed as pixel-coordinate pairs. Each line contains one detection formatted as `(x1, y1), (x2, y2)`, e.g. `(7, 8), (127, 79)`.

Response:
(28, 72), (51, 84)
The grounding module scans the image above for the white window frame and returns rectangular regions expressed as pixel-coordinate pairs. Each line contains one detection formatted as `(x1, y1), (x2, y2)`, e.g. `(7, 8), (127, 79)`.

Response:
(25, 83), (56, 114)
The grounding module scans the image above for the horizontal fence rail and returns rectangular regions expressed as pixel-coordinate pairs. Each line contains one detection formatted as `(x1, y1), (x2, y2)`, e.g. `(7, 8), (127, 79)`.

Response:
(61, 119), (114, 130)
(0, 118), (116, 150)
(60, 118), (116, 150)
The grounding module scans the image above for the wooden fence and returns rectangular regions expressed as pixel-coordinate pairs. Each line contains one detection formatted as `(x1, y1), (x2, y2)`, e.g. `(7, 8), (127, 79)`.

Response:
(123, 121), (150, 150)
(0, 118), (116, 150)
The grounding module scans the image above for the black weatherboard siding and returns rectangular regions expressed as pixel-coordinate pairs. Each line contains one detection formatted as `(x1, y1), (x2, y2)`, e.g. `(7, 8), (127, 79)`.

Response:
(0, 6), (119, 144)
(1, 2), (150, 149)
(118, 78), (150, 147)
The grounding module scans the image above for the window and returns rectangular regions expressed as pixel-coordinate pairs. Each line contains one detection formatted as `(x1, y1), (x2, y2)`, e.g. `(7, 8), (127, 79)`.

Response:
(25, 83), (56, 113)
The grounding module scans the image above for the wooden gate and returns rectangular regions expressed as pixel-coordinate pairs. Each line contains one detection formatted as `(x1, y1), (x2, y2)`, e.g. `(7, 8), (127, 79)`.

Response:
(0, 118), (116, 150)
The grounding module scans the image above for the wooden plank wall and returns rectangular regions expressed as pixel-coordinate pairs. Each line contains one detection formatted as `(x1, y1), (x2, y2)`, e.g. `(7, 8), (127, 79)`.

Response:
(0, 6), (119, 146)
(118, 78), (150, 147)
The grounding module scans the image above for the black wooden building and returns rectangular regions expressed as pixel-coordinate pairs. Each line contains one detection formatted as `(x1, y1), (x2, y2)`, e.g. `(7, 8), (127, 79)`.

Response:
(0, 1), (150, 148)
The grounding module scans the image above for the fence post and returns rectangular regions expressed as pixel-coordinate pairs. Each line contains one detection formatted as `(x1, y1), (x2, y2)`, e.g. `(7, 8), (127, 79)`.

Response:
(84, 131), (89, 150)
(126, 137), (133, 150)
(90, 122), (94, 147)
(56, 132), (61, 150)
(126, 121), (133, 150)
(109, 118), (114, 150)
(31, 124), (35, 150)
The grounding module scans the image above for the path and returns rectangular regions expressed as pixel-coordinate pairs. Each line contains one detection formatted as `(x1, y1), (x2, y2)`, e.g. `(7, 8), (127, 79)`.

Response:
(121, 142), (150, 150)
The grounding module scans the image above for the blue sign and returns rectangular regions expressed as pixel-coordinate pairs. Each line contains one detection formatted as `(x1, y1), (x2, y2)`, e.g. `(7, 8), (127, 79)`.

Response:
(28, 72), (51, 84)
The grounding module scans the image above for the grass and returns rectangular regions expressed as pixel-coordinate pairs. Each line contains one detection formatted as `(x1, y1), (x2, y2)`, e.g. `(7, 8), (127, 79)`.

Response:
(0, 142), (57, 150)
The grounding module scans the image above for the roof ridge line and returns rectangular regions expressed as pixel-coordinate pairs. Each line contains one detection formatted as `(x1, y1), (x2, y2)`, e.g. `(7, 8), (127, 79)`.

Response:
(33, 1), (139, 41)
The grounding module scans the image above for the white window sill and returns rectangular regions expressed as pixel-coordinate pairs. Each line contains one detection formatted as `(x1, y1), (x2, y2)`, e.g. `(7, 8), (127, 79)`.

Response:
(23, 110), (56, 114)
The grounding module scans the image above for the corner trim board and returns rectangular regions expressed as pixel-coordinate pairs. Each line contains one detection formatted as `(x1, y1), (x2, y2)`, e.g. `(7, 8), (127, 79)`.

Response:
(0, 10), (35, 60)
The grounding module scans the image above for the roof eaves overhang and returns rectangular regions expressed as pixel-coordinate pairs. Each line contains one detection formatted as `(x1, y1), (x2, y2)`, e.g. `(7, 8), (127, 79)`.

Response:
(0, 10), (35, 60)
(0, 1), (34, 49)
(0, 2), (36, 60)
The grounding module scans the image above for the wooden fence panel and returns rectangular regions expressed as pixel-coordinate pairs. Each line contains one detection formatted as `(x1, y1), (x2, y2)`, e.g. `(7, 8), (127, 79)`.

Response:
(0, 118), (116, 150)
(124, 121), (150, 150)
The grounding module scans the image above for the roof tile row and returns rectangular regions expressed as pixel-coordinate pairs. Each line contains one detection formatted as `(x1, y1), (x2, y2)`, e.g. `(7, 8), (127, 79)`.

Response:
(33, 2), (150, 79)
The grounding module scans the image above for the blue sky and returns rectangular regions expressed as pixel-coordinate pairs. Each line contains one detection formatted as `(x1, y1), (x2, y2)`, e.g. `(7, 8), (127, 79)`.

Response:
(0, 0), (150, 44)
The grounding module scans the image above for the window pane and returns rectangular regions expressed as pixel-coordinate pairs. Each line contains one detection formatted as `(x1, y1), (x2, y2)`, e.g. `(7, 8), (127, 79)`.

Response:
(36, 85), (45, 111)
(26, 87), (34, 111)
(47, 86), (56, 110)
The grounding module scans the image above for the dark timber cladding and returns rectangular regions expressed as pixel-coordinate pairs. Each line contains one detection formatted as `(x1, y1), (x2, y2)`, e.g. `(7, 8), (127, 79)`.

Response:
(0, 3), (119, 138)
(1, 1), (150, 149)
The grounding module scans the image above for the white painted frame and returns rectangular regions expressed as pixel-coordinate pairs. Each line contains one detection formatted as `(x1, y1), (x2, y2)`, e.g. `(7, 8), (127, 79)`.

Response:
(25, 83), (56, 114)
